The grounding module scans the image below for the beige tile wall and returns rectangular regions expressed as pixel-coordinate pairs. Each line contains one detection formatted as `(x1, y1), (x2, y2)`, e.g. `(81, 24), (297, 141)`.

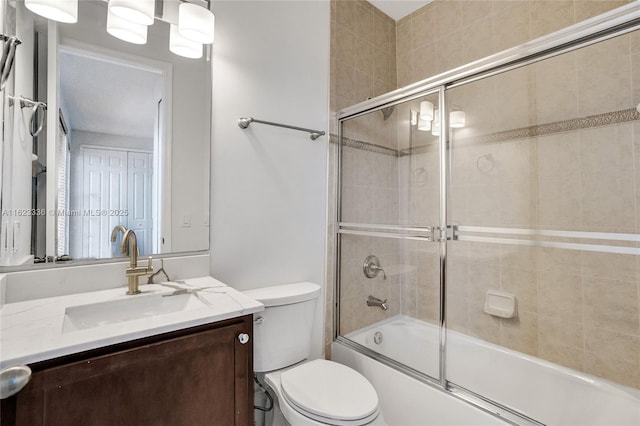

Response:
(337, 115), (402, 336)
(330, 0), (396, 133)
(446, 243), (640, 389)
(327, 0), (640, 389)
(395, 0), (632, 87)
(339, 233), (402, 334)
(328, 0), (398, 353)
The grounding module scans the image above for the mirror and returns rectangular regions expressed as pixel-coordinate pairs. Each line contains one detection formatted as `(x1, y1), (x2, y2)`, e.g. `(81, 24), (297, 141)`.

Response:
(0, 0), (211, 268)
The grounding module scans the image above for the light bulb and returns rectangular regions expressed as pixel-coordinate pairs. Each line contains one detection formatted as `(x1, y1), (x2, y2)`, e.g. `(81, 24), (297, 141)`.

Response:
(170, 24), (203, 59)
(107, 10), (148, 44)
(420, 101), (433, 121)
(450, 111), (466, 128)
(25, 0), (77, 23)
(418, 116), (431, 131)
(410, 110), (418, 126)
(109, 0), (155, 26)
(179, 2), (215, 45)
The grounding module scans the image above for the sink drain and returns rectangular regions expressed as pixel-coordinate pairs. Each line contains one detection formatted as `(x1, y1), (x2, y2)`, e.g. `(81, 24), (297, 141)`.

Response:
(373, 331), (383, 345)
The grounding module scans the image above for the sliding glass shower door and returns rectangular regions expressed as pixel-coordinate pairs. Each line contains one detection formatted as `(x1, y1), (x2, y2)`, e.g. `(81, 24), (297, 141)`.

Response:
(337, 91), (443, 380)
(336, 16), (640, 425)
(445, 28), (640, 424)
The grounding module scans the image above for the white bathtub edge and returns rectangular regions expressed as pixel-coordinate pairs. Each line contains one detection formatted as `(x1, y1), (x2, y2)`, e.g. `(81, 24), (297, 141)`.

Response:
(331, 341), (510, 426)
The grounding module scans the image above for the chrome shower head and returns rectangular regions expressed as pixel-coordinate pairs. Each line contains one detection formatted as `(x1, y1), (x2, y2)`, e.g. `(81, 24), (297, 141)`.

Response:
(381, 106), (394, 120)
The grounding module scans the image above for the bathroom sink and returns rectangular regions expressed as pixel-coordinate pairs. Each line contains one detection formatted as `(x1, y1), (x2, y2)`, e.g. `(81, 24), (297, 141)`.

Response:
(62, 291), (207, 333)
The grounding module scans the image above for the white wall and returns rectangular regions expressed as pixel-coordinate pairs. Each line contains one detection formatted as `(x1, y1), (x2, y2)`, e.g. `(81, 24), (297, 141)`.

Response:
(210, 1), (330, 358)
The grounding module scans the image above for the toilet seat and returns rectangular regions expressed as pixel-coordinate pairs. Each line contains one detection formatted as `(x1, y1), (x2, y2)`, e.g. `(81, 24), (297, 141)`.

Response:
(279, 359), (380, 426)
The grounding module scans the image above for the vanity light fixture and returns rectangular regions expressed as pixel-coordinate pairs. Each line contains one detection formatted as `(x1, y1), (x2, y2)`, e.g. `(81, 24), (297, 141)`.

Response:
(107, 10), (148, 45)
(450, 110), (466, 128)
(169, 24), (203, 58)
(178, 2), (215, 45)
(108, 0), (155, 26)
(419, 101), (433, 121)
(410, 110), (418, 126)
(25, 0), (78, 23)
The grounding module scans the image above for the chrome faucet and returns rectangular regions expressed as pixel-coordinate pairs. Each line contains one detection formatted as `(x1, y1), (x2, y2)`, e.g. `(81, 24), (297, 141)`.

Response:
(111, 225), (153, 295)
(367, 295), (389, 311)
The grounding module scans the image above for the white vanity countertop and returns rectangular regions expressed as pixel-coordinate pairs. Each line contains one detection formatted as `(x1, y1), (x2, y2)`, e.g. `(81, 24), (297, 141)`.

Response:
(0, 276), (263, 368)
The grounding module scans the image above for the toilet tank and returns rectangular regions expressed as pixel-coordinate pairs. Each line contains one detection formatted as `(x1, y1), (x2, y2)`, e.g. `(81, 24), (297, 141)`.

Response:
(243, 282), (321, 372)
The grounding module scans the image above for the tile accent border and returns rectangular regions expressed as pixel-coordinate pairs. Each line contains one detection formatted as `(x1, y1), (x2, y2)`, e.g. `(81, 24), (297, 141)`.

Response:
(333, 107), (640, 156)
(464, 107), (640, 145)
(330, 134), (399, 157)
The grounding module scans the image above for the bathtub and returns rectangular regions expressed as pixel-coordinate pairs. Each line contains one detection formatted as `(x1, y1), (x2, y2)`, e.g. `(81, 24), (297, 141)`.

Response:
(334, 316), (640, 426)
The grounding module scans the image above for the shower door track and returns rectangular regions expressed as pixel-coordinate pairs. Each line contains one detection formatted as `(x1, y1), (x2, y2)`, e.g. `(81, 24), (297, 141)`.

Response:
(334, 4), (640, 426)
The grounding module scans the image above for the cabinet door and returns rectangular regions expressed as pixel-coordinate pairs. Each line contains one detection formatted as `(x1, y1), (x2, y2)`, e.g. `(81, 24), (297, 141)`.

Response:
(11, 318), (252, 426)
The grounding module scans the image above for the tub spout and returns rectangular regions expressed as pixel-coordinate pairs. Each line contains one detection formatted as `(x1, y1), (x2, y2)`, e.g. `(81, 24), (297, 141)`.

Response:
(367, 295), (388, 311)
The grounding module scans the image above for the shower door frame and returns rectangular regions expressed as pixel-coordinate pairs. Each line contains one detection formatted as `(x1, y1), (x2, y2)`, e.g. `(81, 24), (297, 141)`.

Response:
(333, 3), (640, 425)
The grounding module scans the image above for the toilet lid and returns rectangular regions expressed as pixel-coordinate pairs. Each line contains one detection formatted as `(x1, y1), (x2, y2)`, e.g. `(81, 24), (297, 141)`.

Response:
(280, 359), (379, 425)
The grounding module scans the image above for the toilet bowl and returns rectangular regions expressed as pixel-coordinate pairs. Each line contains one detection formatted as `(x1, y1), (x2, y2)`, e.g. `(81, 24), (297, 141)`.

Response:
(244, 283), (385, 426)
(264, 359), (385, 426)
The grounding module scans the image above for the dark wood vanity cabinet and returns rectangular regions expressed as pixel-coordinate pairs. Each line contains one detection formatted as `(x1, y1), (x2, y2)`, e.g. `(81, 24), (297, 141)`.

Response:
(1, 315), (253, 426)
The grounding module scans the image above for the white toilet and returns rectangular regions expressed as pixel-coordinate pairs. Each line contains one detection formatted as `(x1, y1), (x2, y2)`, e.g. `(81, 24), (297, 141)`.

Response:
(244, 282), (385, 426)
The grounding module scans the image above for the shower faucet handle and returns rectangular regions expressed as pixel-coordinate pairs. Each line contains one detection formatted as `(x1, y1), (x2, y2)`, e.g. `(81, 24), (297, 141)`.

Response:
(363, 255), (386, 280)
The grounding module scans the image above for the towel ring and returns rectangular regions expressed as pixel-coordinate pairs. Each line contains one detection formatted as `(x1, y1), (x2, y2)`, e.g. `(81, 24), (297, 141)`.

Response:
(29, 102), (46, 137)
(8, 96), (47, 137)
